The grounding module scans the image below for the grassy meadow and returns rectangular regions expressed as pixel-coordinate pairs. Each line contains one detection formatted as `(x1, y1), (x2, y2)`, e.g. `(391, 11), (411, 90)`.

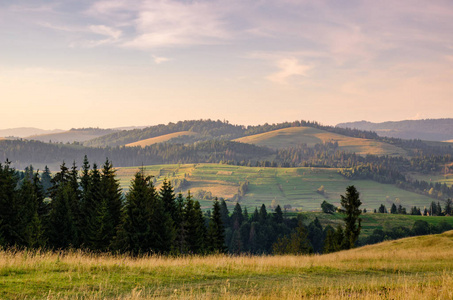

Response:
(233, 126), (408, 157)
(116, 164), (434, 212)
(2, 231), (453, 299)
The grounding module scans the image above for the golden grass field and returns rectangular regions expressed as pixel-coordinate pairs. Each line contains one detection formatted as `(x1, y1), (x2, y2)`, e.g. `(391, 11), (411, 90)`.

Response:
(234, 127), (408, 157)
(2, 231), (453, 299)
(125, 131), (199, 148)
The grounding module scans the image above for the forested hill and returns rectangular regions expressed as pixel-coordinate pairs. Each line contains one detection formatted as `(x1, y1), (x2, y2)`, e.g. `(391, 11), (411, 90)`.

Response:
(337, 119), (453, 141)
(27, 128), (118, 143)
(84, 119), (379, 147)
(0, 139), (273, 170)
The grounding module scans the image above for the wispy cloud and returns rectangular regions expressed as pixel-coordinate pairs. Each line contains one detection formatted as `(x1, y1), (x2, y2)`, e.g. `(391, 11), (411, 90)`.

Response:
(124, 1), (230, 49)
(266, 58), (311, 85)
(88, 25), (122, 46)
(152, 55), (171, 64)
(86, 0), (232, 49)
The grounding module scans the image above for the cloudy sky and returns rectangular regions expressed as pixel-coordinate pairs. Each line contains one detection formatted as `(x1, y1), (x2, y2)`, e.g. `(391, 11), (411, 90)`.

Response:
(1, 0), (453, 129)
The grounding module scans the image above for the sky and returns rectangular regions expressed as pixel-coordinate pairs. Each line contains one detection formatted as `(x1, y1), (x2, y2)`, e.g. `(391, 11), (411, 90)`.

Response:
(1, 0), (453, 130)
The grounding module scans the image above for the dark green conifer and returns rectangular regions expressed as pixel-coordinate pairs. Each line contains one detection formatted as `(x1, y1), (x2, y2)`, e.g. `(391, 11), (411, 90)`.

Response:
(273, 205), (283, 224)
(207, 198), (226, 253)
(159, 179), (177, 221)
(47, 183), (78, 249)
(99, 158), (123, 250)
(339, 186), (362, 249)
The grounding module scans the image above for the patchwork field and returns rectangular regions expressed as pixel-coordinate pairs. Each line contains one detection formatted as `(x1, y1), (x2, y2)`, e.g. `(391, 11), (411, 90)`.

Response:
(116, 164), (435, 211)
(125, 131), (199, 147)
(234, 127), (408, 156)
(2, 231), (453, 299)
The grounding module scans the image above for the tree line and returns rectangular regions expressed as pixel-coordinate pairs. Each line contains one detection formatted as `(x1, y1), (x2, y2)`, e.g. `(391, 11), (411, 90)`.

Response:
(84, 119), (381, 148)
(0, 157), (225, 254)
(1, 157), (364, 255)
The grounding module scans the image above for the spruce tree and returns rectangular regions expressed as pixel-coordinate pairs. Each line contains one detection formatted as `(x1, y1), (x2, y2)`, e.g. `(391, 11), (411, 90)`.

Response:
(115, 171), (173, 254)
(339, 185), (362, 249)
(390, 203), (397, 214)
(18, 173), (46, 247)
(159, 179), (176, 221)
(47, 183), (78, 249)
(445, 199), (453, 215)
(273, 205), (283, 224)
(115, 171), (153, 254)
(99, 158), (123, 250)
(83, 164), (102, 249)
(0, 160), (21, 246)
(219, 199), (230, 228)
(207, 198), (226, 253)
(41, 166), (52, 197)
(174, 193), (188, 253)
(230, 203), (244, 230)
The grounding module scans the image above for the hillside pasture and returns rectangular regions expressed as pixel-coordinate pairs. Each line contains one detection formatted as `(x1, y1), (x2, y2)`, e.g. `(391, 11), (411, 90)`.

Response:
(234, 126), (408, 156)
(125, 131), (199, 147)
(116, 164), (434, 212)
(2, 231), (453, 298)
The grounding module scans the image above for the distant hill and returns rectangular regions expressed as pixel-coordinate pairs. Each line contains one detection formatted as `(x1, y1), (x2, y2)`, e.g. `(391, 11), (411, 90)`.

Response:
(125, 131), (199, 147)
(234, 126), (407, 156)
(84, 119), (380, 148)
(84, 120), (247, 147)
(337, 119), (453, 141)
(0, 127), (64, 138)
(26, 128), (118, 143)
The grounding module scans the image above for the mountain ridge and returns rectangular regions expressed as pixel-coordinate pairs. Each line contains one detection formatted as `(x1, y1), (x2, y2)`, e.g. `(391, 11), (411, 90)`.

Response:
(337, 119), (453, 141)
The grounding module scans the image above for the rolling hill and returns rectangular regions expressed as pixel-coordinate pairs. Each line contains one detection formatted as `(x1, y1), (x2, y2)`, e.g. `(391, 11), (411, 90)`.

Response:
(0, 127), (63, 138)
(27, 128), (118, 143)
(234, 126), (408, 156)
(115, 163), (433, 211)
(125, 131), (199, 147)
(337, 119), (453, 141)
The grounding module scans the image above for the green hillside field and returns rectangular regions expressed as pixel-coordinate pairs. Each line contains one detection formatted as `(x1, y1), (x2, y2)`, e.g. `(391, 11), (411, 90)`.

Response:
(2, 231), (453, 298)
(116, 163), (435, 212)
(234, 126), (408, 156)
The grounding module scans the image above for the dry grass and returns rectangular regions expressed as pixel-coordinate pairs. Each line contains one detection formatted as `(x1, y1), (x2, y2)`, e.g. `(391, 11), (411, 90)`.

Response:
(125, 131), (198, 148)
(2, 231), (453, 299)
(234, 127), (408, 157)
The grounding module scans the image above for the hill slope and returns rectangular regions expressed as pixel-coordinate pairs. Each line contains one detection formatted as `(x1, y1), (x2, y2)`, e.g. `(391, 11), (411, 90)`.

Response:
(125, 131), (199, 147)
(116, 164), (433, 211)
(27, 128), (118, 143)
(0, 127), (63, 138)
(234, 126), (407, 156)
(337, 119), (453, 141)
(2, 231), (452, 298)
